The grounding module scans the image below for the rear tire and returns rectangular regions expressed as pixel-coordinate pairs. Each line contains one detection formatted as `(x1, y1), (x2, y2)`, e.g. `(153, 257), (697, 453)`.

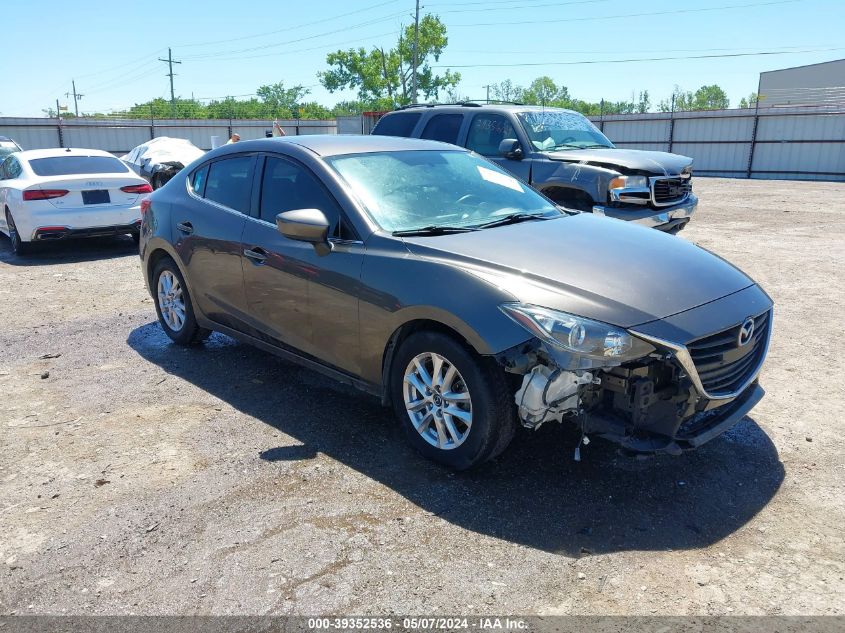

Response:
(151, 257), (211, 345)
(5, 210), (31, 256)
(390, 331), (516, 470)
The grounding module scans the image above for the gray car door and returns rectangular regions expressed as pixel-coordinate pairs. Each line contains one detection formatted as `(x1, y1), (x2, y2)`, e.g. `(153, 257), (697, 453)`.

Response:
(177, 155), (253, 331)
(241, 154), (364, 376)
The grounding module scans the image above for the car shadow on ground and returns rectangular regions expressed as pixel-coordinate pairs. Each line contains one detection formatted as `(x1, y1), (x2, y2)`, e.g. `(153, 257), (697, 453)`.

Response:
(127, 322), (785, 555)
(0, 234), (138, 265)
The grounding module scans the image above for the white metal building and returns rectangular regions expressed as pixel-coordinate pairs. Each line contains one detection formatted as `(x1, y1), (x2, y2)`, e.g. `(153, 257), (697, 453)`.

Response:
(758, 58), (845, 107)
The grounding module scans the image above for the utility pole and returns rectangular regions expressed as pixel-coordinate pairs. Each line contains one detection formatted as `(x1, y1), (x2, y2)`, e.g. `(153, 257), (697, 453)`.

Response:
(158, 48), (182, 118)
(411, 0), (420, 103)
(65, 80), (83, 117)
(483, 84), (491, 104)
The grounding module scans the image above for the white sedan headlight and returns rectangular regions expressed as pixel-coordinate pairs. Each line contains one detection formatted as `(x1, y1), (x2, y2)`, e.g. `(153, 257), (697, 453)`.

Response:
(500, 303), (655, 362)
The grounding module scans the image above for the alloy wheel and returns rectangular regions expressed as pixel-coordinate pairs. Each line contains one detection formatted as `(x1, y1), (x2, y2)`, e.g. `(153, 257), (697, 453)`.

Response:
(157, 270), (186, 332)
(402, 352), (473, 450)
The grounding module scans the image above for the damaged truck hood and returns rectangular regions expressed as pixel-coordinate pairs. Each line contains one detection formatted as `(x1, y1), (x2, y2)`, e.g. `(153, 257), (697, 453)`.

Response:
(401, 213), (754, 328)
(545, 147), (692, 175)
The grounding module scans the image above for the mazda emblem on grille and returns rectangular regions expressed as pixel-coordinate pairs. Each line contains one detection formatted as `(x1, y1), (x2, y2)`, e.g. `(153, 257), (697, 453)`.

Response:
(738, 317), (755, 347)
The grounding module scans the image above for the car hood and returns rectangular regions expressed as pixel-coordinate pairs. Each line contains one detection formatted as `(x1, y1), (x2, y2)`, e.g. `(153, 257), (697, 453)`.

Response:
(545, 147), (692, 175)
(400, 214), (754, 328)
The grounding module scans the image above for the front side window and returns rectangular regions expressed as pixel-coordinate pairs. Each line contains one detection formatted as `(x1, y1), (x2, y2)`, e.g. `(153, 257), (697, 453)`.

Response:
(466, 114), (518, 156)
(327, 150), (559, 233)
(28, 155), (131, 176)
(259, 156), (354, 239)
(517, 111), (613, 151)
(420, 114), (463, 145)
(203, 155), (255, 213)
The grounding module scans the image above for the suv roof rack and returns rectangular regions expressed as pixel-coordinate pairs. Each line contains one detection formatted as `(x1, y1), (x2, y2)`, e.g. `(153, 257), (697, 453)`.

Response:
(394, 101), (485, 111)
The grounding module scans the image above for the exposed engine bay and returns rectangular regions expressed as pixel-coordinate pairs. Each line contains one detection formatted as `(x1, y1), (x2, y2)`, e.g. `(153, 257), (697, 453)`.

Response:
(500, 338), (765, 457)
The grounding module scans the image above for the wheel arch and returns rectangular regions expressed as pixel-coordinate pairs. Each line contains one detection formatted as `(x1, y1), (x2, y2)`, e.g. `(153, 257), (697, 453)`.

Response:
(379, 316), (487, 406)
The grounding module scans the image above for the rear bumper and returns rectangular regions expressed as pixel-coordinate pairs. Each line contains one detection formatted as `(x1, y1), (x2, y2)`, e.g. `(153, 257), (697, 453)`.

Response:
(32, 220), (141, 241)
(16, 203), (142, 242)
(592, 193), (698, 232)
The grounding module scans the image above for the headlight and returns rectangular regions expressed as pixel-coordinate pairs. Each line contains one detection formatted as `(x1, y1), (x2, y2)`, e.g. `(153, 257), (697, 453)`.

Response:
(500, 303), (655, 362)
(609, 175), (648, 190)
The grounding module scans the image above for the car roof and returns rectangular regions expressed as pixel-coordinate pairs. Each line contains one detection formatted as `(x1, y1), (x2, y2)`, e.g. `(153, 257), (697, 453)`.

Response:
(385, 103), (583, 116)
(0, 136), (16, 143)
(229, 134), (465, 157)
(15, 147), (119, 160)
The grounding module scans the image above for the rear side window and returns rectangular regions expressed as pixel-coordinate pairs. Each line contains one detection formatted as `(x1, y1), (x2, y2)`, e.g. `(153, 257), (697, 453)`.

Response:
(204, 155), (255, 213)
(372, 112), (421, 137)
(190, 164), (209, 196)
(420, 114), (463, 145)
(28, 155), (129, 176)
(466, 114), (518, 156)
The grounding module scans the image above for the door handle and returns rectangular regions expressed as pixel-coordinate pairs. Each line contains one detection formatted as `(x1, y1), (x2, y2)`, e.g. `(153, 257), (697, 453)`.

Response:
(176, 221), (194, 234)
(243, 247), (267, 264)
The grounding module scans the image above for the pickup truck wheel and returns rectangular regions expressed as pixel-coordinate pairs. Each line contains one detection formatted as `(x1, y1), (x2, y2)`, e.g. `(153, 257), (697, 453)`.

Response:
(390, 331), (516, 470)
(5, 210), (31, 256)
(152, 258), (211, 345)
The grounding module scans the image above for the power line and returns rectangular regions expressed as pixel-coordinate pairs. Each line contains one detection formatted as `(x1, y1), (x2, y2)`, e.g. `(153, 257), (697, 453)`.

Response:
(432, 47), (845, 69)
(448, 0), (800, 27)
(439, 0), (614, 13)
(176, 0), (403, 49)
(179, 10), (408, 61)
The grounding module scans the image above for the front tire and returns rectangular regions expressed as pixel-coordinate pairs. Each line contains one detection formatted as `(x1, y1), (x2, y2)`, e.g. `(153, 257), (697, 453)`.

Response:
(5, 210), (31, 255)
(152, 258), (211, 345)
(390, 331), (516, 470)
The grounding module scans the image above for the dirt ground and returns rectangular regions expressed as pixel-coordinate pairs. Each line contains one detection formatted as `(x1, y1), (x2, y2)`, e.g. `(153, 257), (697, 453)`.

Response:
(0, 178), (843, 616)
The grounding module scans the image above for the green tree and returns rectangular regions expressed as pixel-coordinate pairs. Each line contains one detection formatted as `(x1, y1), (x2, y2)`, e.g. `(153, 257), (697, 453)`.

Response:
(490, 79), (524, 103)
(319, 14), (460, 106)
(659, 84), (729, 111)
(256, 82), (311, 118)
(739, 92), (758, 108)
(522, 76), (569, 107)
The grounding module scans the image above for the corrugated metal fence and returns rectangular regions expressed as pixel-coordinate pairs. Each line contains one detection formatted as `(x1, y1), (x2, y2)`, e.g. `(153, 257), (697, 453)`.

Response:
(588, 105), (844, 181)
(0, 117), (337, 155)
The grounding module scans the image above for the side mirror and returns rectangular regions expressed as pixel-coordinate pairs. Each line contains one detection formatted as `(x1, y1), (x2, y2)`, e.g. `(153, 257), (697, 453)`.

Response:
(276, 208), (333, 256)
(498, 138), (523, 160)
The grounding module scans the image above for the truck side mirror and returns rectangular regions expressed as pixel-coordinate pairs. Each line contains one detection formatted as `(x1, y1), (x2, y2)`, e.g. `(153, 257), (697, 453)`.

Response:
(498, 138), (523, 160)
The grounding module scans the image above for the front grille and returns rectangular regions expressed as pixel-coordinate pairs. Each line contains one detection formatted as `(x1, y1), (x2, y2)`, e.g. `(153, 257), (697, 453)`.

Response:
(687, 310), (770, 395)
(652, 176), (692, 206)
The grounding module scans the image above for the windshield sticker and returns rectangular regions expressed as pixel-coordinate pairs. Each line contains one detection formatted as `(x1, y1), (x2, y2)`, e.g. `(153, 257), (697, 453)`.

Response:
(521, 111), (597, 133)
(477, 166), (523, 192)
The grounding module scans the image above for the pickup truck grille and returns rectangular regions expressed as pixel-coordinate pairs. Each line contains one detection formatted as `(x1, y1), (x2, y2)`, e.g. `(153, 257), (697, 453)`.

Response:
(651, 176), (692, 207)
(687, 310), (770, 396)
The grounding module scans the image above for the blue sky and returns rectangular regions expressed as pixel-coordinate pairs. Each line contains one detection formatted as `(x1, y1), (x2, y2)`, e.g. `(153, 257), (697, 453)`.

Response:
(3, 0), (843, 116)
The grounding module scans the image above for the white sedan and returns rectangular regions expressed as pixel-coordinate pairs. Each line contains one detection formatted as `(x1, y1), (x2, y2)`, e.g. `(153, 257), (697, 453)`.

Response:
(0, 148), (152, 255)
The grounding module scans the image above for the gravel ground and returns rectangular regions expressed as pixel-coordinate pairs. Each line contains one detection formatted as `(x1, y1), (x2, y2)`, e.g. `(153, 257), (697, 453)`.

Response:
(0, 178), (843, 616)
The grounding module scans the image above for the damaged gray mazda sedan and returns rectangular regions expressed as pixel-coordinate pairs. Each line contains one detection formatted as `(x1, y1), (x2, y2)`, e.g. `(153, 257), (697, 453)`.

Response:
(139, 135), (772, 470)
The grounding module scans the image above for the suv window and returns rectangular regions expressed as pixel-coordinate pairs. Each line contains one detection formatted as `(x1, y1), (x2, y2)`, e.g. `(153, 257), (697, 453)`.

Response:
(466, 114), (517, 156)
(204, 155), (255, 213)
(259, 156), (354, 240)
(2, 156), (22, 179)
(372, 112), (421, 137)
(420, 114), (463, 144)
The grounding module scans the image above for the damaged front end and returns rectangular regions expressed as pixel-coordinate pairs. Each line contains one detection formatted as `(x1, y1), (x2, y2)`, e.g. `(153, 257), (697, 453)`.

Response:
(498, 303), (771, 457)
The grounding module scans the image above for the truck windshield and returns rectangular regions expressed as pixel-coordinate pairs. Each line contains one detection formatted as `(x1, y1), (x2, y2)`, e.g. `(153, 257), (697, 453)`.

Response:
(326, 150), (560, 233)
(517, 111), (614, 151)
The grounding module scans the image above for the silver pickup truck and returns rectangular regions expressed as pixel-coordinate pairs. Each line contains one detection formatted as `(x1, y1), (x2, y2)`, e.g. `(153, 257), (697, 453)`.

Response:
(372, 104), (697, 233)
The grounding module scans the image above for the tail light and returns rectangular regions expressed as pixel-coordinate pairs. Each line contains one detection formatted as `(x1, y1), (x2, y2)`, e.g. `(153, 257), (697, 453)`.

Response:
(121, 183), (153, 194)
(140, 197), (152, 215)
(23, 189), (69, 201)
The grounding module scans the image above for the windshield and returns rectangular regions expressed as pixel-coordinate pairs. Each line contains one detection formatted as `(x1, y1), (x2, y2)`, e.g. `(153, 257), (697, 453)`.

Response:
(0, 147), (19, 159)
(326, 150), (560, 233)
(518, 111), (613, 151)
